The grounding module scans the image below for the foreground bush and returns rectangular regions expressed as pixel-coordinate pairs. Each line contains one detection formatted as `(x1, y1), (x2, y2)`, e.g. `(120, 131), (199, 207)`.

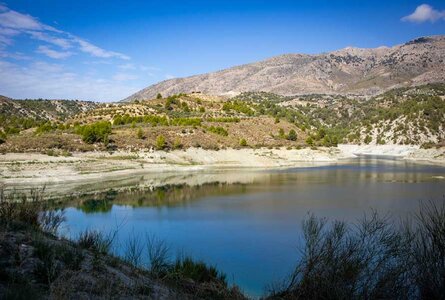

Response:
(0, 188), (64, 234)
(268, 201), (445, 300)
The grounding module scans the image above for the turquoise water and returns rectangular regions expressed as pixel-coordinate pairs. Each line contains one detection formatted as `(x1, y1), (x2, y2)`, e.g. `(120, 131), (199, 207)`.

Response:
(58, 158), (445, 297)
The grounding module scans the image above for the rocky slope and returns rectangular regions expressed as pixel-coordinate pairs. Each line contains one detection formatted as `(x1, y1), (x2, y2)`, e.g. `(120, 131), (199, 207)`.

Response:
(124, 35), (445, 101)
(0, 95), (98, 121)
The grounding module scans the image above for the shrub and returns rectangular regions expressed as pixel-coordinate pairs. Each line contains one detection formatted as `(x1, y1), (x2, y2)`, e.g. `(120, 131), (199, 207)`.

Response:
(173, 138), (182, 150)
(268, 201), (445, 300)
(364, 135), (372, 144)
(0, 130), (6, 144)
(156, 135), (166, 150)
(76, 121), (112, 144)
(208, 126), (228, 136)
(35, 122), (56, 134)
(137, 127), (144, 139)
(286, 129), (297, 141)
(77, 230), (115, 255)
(305, 136), (314, 146)
(239, 138), (247, 147)
(156, 93), (162, 99)
(206, 117), (239, 123)
(0, 188), (64, 234)
(173, 256), (227, 286)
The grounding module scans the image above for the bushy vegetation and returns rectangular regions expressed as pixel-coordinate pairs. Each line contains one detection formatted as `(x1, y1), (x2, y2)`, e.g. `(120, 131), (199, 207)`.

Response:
(267, 201), (445, 300)
(222, 101), (255, 116)
(113, 114), (168, 126)
(207, 117), (240, 123)
(0, 188), (64, 234)
(286, 129), (297, 141)
(208, 126), (228, 136)
(156, 134), (166, 149)
(75, 121), (112, 144)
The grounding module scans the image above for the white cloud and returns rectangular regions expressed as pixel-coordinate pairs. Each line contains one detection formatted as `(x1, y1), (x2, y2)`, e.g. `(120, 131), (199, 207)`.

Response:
(76, 38), (129, 60)
(0, 4), (130, 60)
(0, 10), (45, 30)
(0, 50), (31, 60)
(29, 31), (72, 49)
(0, 27), (19, 46)
(165, 74), (175, 79)
(118, 63), (136, 70)
(113, 72), (138, 81)
(402, 4), (445, 23)
(37, 45), (73, 59)
(0, 60), (140, 101)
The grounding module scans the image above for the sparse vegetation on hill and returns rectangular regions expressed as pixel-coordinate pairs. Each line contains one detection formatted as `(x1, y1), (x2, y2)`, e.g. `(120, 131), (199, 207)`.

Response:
(0, 84), (443, 153)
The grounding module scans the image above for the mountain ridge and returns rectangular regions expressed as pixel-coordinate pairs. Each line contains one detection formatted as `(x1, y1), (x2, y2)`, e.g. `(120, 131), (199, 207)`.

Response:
(124, 35), (445, 101)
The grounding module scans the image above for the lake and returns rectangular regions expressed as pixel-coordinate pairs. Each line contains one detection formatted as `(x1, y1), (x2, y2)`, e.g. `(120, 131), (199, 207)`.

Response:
(56, 157), (445, 297)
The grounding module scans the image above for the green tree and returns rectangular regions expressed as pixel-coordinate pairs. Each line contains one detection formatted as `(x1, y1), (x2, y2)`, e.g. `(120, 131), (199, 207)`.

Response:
(156, 135), (166, 150)
(76, 121), (112, 144)
(287, 129), (297, 141)
(137, 127), (144, 139)
(364, 135), (372, 144)
(239, 138), (247, 147)
(156, 93), (162, 99)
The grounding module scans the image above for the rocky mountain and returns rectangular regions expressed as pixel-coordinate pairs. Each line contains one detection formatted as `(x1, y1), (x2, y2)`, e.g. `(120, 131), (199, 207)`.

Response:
(124, 35), (445, 101)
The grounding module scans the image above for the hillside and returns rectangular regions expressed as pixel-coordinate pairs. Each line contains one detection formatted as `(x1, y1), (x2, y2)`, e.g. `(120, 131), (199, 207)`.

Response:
(0, 84), (443, 153)
(0, 96), (99, 138)
(124, 35), (445, 101)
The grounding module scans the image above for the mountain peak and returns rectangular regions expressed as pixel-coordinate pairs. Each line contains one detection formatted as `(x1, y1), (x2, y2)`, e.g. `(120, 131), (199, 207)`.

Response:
(123, 35), (445, 102)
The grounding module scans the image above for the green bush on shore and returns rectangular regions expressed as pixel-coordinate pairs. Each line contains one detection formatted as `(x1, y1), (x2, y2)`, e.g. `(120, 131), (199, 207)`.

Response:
(76, 121), (112, 144)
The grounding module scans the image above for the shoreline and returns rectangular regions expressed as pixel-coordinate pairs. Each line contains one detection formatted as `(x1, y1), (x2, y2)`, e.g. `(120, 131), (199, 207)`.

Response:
(1, 145), (444, 196)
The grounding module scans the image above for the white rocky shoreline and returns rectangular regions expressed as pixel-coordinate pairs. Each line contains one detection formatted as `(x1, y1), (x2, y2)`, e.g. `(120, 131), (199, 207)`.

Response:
(0, 145), (444, 195)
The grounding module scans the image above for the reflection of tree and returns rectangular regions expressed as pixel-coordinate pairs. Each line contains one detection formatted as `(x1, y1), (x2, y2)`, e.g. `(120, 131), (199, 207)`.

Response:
(78, 189), (118, 213)
(73, 182), (249, 213)
(80, 198), (113, 213)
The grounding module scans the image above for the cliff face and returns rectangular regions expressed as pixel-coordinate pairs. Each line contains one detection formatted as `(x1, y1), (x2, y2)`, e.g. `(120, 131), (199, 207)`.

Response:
(124, 36), (445, 101)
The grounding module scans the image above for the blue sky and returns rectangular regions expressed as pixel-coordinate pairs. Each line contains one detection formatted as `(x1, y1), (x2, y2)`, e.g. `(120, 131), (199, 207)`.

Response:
(0, 1), (444, 101)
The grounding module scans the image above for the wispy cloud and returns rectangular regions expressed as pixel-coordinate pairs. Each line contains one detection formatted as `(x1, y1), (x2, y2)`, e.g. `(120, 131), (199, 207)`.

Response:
(402, 4), (445, 23)
(0, 4), (130, 60)
(113, 72), (138, 81)
(36, 45), (73, 59)
(29, 31), (72, 49)
(76, 38), (129, 60)
(0, 60), (140, 101)
(118, 63), (136, 70)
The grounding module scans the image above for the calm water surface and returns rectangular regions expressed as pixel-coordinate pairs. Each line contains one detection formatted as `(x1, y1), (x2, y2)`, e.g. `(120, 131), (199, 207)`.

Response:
(58, 158), (445, 297)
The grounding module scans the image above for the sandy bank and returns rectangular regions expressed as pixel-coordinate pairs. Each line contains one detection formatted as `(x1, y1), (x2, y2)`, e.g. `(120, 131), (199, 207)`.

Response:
(0, 145), (444, 193)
